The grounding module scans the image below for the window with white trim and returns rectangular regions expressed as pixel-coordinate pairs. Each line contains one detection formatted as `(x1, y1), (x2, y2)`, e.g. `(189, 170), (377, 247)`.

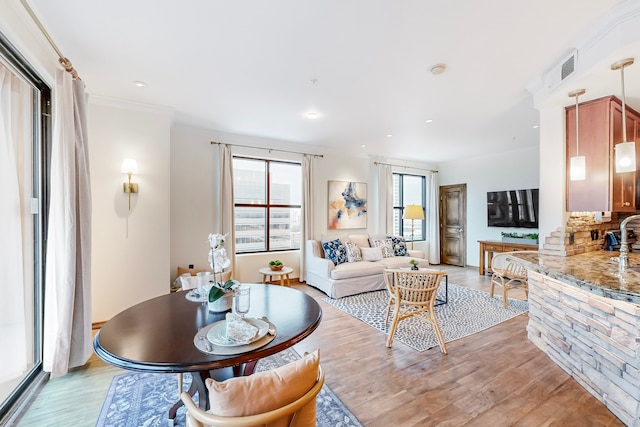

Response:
(233, 157), (302, 253)
(393, 173), (426, 241)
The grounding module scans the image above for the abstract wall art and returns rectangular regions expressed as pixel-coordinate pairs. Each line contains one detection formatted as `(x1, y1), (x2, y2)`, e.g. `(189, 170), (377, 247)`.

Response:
(328, 180), (367, 229)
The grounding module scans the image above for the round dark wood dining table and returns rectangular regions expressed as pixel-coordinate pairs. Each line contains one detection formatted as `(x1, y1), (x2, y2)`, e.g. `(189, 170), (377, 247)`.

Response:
(94, 283), (322, 423)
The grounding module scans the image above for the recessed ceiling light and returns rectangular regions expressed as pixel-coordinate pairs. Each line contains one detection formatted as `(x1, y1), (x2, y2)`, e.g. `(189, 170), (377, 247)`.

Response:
(361, 144), (366, 148)
(306, 112), (319, 119)
(133, 81), (147, 87)
(386, 134), (393, 138)
(430, 64), (446, 75)
(533, 125), (539, 129)
(425, 119), (433, 123)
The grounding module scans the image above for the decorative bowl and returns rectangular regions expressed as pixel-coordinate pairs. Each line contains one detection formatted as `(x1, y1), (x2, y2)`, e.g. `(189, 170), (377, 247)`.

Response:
(269, 265), (283, 271)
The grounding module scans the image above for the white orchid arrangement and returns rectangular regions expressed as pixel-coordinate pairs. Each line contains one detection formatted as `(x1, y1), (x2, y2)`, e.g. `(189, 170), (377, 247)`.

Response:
(207, 233), (238, 302)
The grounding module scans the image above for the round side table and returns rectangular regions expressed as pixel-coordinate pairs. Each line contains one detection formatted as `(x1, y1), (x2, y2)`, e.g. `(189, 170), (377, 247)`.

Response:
(258, 266), (293, 286)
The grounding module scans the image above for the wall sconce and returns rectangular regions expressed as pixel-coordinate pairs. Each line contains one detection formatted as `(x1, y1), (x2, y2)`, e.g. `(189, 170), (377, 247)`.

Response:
(612, 58), (636, 173)
(121, 158), (138, 210)
(403, 204), (425, 250)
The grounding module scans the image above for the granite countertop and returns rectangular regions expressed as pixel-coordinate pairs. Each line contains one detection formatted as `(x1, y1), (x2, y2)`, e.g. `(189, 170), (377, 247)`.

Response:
(510, 251), (640, 304)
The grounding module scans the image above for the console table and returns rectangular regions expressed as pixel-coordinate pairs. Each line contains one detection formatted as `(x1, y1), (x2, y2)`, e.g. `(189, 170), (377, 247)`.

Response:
(477, 240), (538, 275)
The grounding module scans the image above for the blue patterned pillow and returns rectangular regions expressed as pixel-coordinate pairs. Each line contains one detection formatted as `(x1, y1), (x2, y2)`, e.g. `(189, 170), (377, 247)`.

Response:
(387, 235), (408, 256)
(322, 239), (348, 266)
(370, 238), (395, 258)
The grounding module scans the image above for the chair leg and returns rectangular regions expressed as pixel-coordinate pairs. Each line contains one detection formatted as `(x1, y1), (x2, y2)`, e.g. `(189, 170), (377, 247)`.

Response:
(428, 310), (447, 354)
(502, 284), (509, 308)
(384, 296), (393, 325)
(489, 276), (496, 298)
(386, 300), (401, 348)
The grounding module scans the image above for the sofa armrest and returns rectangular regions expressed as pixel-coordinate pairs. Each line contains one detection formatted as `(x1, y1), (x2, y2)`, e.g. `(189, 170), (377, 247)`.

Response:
(305, 240), (335, 277)
(407, 249), (426, 259)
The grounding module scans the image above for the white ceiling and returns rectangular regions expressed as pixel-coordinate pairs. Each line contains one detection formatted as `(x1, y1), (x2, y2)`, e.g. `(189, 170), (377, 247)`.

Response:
(27, 0), (626, 162)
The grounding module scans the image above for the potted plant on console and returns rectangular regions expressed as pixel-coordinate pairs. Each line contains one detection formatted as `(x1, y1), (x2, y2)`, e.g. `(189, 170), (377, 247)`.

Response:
(501, 232), (539, 246)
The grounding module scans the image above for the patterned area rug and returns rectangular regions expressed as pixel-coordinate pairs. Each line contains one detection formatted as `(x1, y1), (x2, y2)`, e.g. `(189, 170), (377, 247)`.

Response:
(324, 283), (528, 352)
(96, 348), (362, 427)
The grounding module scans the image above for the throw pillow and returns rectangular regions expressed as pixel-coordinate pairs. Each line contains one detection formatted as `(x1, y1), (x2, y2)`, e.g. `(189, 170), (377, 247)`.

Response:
(206, 349), (320, 424)
(344, 241), (362, 262)
(370, 238), (395, 258)
(361, 246), (383, 262)
(387, 235), (408, 256)
(321, 239), (348, 266)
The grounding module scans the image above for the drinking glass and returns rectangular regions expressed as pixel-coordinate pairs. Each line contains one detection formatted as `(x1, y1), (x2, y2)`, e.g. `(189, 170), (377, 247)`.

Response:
(197, 272), (210, 302)
(234, 285), (251, 317)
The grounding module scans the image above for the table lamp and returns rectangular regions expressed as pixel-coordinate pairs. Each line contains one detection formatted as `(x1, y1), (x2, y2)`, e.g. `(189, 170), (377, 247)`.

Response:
(403, 205), (425, 250)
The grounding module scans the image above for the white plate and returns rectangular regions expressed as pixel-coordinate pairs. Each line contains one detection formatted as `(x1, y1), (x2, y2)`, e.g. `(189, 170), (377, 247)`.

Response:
(206, 318), (269, 347)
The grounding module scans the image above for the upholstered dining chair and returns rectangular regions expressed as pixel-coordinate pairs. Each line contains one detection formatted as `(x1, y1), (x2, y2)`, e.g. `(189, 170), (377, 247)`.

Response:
(490, 251), (535, 308)
(383, 268), (448, 354)
(180, 350), (323, 427)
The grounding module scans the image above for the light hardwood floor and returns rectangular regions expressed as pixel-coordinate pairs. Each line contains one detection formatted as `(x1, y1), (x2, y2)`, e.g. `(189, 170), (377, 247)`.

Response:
(16, 265), (623, 426)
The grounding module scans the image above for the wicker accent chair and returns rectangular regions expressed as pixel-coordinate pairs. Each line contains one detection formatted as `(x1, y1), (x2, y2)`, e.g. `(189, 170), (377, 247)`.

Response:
(490, 252), (534, 308)
(383, 268), (448, 354)
(180, 365), (324, 427)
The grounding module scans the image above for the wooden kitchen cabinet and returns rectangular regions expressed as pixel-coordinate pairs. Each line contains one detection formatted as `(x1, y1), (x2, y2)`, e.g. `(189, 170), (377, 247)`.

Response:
(566, 95), (640, 212)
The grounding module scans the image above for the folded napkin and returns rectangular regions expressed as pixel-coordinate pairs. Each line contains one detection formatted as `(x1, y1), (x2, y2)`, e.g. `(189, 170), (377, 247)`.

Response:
(225, 313), (259, 344)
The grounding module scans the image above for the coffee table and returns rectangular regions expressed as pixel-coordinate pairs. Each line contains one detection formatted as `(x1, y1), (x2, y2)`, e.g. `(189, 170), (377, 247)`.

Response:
(94, 284), (321, 425)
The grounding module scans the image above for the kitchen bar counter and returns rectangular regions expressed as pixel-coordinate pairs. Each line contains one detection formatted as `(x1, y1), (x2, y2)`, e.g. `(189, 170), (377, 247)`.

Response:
(510, 250), (640, 304)
(511, 250), (640, 425)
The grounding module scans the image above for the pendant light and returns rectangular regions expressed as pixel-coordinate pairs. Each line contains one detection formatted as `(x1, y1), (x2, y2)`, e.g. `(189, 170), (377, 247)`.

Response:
(568, 89), (586, 181)
(612, 58), (636, 173)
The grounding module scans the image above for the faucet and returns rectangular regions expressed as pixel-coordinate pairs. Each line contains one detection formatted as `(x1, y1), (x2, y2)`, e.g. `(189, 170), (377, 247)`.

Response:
(618, 214), (640, 271)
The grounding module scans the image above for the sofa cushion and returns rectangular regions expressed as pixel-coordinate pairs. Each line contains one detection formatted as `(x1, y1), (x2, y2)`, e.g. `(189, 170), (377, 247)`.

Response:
(387, 235), (408, 256)
(361, 246), (383, 262)
(330, 260), (384, 280)
(322, 239), (348, 266)
(370, 238), (395, 258)
(348, 234), (370, 249)
(344, 241), (362, 263)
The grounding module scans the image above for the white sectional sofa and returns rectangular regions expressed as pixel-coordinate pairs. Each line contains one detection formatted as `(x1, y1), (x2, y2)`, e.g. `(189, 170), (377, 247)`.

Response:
(305, 234), (427, 298)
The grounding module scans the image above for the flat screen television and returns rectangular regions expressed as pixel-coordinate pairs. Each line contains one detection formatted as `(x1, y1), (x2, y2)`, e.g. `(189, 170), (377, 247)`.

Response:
(487, 188), (539, 228)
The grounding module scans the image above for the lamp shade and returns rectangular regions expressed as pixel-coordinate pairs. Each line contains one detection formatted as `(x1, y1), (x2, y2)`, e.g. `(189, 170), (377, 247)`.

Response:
(569, 155), (586, 181)
(403, 205), (425, 220)
(120, 158), (138, 174)
(615, 141), (636, 173)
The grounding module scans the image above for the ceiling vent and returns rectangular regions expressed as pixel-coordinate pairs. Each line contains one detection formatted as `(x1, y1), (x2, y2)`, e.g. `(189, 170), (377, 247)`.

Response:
(547, 49), (578, 90)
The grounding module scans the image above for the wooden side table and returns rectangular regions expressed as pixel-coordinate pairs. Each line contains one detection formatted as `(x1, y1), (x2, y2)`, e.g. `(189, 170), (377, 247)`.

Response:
(259, 266), (293, 286)
(477, 240), (538, 275)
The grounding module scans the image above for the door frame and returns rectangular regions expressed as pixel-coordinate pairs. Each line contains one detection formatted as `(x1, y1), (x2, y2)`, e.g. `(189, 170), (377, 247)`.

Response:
(439, 183), (467, 267)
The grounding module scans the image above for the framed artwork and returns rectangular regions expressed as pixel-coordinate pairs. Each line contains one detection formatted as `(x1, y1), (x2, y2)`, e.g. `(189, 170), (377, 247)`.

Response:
(328, 180), (367, 229)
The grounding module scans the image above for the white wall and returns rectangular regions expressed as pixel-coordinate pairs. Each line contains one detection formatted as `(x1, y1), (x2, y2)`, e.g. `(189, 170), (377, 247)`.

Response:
(438, 145), (540, 267)
(89, 99), (173, 322)
(170, 123), (436, 282)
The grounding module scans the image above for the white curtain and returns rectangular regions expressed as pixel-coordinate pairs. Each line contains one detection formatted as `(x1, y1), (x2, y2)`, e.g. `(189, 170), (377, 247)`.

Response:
(375, 163), (393, 233)
(43, 69), (92, 378)
(218, 144), (236, 274)
(0, 64), (30, 382)
(300, 155), (314, 282)
(428, 172), (440, 264)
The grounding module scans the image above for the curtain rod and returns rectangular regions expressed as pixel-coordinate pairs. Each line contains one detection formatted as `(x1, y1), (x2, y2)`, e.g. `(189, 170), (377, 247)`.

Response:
(210, 141), (323, 158)
(374, 161), (438, 173)
(20, 0), (80, 80)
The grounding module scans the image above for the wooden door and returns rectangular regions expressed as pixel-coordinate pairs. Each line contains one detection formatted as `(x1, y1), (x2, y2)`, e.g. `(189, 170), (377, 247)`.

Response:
(440, 184), (466, 266)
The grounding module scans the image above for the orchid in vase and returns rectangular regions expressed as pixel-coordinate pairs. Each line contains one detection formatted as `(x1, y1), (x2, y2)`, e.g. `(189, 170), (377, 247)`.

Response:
(207, 233), (238, 306)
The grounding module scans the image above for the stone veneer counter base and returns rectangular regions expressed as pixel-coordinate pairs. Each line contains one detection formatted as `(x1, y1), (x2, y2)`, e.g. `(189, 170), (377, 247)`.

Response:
(510, 251), (640, 426)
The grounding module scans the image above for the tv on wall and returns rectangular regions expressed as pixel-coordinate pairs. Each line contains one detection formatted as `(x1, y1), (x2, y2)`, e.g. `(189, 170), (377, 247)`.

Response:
(487, 188), (539, 228)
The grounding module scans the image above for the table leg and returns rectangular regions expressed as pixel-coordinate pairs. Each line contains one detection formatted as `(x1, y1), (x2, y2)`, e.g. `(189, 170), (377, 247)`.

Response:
(479, 243), (485, 275)
(280, 275), (285, 286)
(168, 372), (204, 423)
(262, 274), (267, 284)
(285, 274), (290, 287)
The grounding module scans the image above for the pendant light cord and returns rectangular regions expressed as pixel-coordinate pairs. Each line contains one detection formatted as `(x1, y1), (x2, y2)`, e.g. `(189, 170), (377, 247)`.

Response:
(575, 93), (580, 156)
(621, 65), (628, 142)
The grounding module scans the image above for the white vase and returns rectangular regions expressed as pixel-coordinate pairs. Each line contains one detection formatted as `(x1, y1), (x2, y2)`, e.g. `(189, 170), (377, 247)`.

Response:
(207, 291), (233, 312)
